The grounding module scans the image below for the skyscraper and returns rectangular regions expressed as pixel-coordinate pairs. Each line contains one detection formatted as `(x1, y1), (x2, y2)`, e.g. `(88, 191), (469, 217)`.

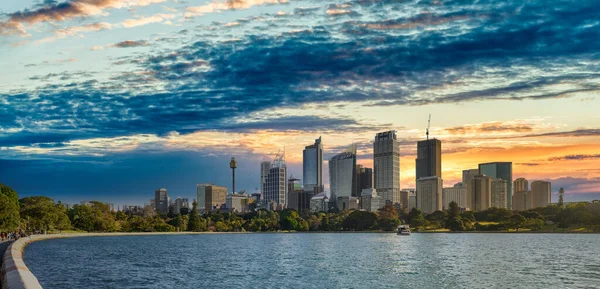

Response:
(491, 178), (508, 209)
(415, 139), (442, 186)
(205, 185), (227, 212)
(264, 151), (287, 207)
(374, 131), (400, 204)
(355, 165), (373, 197)
(416, 176), (443, 214)
(154, 188), (169, 213)
(472, 175), (492, 211)
(329, 150), (357, 201)
(514, 178), (528, 194)
(303, 136), (324, 194)
(462, 169), (479, 211)
(260, 161), (271, 199)
(479, 162), (513, 209)
(442, 183), (467, 209)
(531, 181), (551, 208)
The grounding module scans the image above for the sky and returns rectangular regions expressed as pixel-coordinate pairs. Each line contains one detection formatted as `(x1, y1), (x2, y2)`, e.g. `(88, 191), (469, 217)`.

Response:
(0, 0), (599, 206)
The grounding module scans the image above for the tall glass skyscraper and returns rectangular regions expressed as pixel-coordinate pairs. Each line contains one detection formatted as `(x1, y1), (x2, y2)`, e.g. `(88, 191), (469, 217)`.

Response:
(303, 136), (323, 193)
(329, 151), (357, 200)
(415, 139), (442, 183)
(479, 162), (513, 209)
(374, 131), (400, 204)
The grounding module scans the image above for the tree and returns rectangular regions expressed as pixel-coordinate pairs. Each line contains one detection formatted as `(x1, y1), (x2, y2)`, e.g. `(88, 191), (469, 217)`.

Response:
(505, 214), (526, 232)
(0, 183), (20, 232)
(187, 202), (203, 231)
(447, 217), (465, 231)
(408, 208), (428, 230)
(20, 196), (71, 233)
(377, 204), (399, 220)
(342, 210), (378, 231)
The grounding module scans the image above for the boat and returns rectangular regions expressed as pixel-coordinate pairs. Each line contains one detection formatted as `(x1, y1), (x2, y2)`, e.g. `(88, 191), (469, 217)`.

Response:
(397, 225), (411, 235)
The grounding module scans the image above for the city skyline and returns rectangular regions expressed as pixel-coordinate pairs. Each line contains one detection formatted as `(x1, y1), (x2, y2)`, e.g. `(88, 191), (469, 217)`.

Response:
(1, 0), (599, 205)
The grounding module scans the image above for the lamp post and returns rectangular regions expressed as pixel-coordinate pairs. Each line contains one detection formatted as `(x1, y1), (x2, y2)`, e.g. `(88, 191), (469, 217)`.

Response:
(230, 157), (237, 194)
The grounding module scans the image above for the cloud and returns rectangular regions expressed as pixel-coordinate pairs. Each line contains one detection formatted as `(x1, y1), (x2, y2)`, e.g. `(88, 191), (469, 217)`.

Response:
(514, 129), (600, 139)
(36, 22), (112, 43)
(185, 0), (288, 18)
(93, 40), (150, 50)
(0, 0), (166, 36)
(445, 121), (534, 135)
(122, 13), (176, 28)
(548, 154), (600, 161)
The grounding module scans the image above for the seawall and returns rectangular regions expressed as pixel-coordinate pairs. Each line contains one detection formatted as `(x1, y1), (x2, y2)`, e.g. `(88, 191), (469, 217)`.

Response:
(0, 232), (225, 289)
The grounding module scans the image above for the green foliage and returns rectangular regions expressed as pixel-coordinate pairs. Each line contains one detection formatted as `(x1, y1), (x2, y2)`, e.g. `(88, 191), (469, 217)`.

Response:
(20, 196), (72, 232)
(0, 183), (20, 232)
(408, 208), (428, 230)
(187, 202), (205, 232)
(69, 202), (117, 232)
(342, 210), (378, 231)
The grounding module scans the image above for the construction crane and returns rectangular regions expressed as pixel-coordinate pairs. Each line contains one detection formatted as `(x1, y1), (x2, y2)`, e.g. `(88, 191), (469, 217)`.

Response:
(426, 114), (431, 140)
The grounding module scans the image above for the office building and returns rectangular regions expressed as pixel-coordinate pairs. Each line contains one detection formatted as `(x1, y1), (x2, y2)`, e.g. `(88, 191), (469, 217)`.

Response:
(472, 175), (492, 211)
(260, 161), (271, 199)
(329, 150), (357, 200)
(479, 162), (513, 209)
(374, 131), (401, 204)
(416, 176), (443, 214)
(226, 194), (251, 213)
(336, 196), (360, 211)
(531, 181), (551, 209)
(513, 190), (532, 211)
(170, 197), (190, 214)
(462, 169), (479, 211)
(310, 193), (329, 213)
(360, 188), (386, 212)
(400, 189), (414, 212)
(154, 188), (170, 213)
(288, 177), (311, 214)
(303, 136), (324, 193)
(355, 165), (373, 197)
(203, 185), (227, 212)
(442, 183), (467, 210)
(415, 138), (442, 187)
(491, 179), (508, 209)
(263, 151), (287, 207)
(408, 193), (417, 211)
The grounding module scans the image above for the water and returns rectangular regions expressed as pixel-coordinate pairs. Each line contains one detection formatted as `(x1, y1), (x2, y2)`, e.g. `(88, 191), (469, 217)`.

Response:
(24, 233), (600, 289)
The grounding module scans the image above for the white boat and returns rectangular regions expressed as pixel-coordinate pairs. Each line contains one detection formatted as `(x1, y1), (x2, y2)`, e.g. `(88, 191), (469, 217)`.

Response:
(397, 225), (411, 235)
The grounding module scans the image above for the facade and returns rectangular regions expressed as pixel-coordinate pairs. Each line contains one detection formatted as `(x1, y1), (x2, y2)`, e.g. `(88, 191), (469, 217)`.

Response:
(479, 162), (513, 209)
(336, 196), (360, 211)
(263, 152), (287, 207)
(442, 183), (467, 210)
(355, 165), (373, 197)
(374, 131), (401, 204)
(491, 179), (508, 209)
(462, 169), (479, 211)
(170, 197), (190, 214)
(310, 193), (329, 213)
(360, 188), (386, 212)
(415, 138), (442, 189)
(513, 190), (532, 211)
(204, 185), (227, 212)
(531, 181), (551, 209)
(196, 184), (211, 213)
(514, 178), (528, 194)
(260, 161), (271, 200)
(287, 176), (312, 214)
(154, 188), (169, 214)
(226, 194), (251, 213)
(329, 151), (356, 200)
(416, 176), (443, 214)
(302, 136), (324, 193)
(400, 190), (413, 212)
(471, 175), (492, 211)
(408, 194), (416, 211)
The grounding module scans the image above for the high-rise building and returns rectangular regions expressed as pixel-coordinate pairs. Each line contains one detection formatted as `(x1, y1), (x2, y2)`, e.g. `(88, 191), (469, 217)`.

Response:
(303, 136), (324, 193)
(264, 151), (287, 207)
(415, 139), (442, 187)
(360, 188), (386, 212)
(204, 185), (227, 212)
(355, 165), (373, 197)
(287, 177), (311, 214)
(479, 162), (513, 209)
(442, 183), (467, 209)
(400, 190), (412, 211)
(196, 184), (210, 213)
(154, 188), (169, 213)
(472, 175), (492, 211)
(374, 131), (400, 204)
(260, 161), (271, 199)
(512, 190), (532, 211)
(170, 197), (190, 214)
(531, 181), (551, 208)
(329, 150), (357, 200)
(416, 176), (443, 214)
(514, 178), (528, 194)
(491, 179), (508, 209)
(226, 194), (251, 213)
(462, 169), (479, 211)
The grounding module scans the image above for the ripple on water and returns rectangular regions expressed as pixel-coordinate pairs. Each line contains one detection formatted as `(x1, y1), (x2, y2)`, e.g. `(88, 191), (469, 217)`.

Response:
(23, 233), (600, 289)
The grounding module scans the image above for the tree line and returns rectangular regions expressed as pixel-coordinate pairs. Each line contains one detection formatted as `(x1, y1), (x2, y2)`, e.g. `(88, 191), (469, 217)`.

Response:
(1, 183), (599, 234)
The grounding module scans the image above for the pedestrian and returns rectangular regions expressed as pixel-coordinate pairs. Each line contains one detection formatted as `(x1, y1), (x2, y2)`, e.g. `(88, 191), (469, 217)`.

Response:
(1, 232), (5, 242)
